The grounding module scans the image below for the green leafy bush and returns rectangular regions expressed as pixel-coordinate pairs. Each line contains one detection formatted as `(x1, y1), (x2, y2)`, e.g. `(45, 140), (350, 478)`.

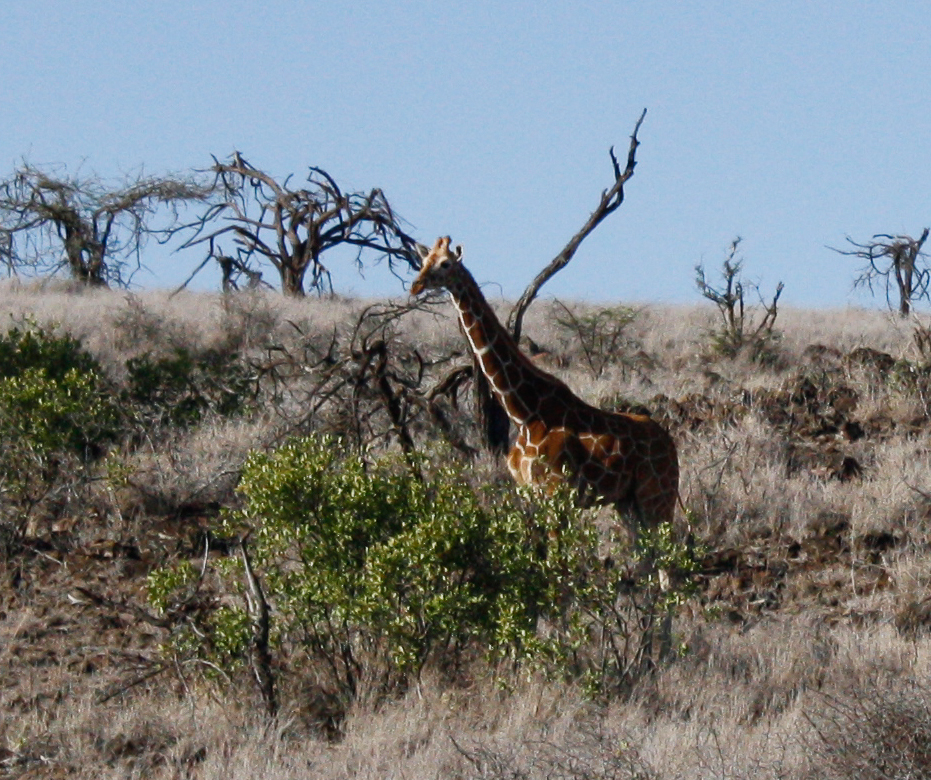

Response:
(0, 323), (116, 533)
(149, 435), (698, 704)
(0, 367), (112, 461)
(223, 436), (588, 697)
(146, 560), (254, 678)
(0, 322), (102, 380)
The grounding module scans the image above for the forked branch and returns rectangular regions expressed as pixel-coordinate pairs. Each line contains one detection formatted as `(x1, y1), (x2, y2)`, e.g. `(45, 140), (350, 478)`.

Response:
(240, 533), (277, 718)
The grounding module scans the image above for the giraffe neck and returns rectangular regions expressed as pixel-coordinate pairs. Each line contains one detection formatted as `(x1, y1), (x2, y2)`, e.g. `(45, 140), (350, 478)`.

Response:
(445, 268), (556, 427)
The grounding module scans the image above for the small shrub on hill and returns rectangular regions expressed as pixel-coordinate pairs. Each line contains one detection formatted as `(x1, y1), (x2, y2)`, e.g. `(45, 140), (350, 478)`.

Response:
(696, 238), (784, 364)
(0, 322), (116, 539)
(806, 680), (931, 779)
(0, 320), (101, 379)
(123, 347), (255, 429)
(554, 302), (639, 379)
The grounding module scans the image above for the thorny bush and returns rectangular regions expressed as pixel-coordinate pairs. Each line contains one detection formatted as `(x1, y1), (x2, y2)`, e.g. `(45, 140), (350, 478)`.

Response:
(554, 301), (639, 379)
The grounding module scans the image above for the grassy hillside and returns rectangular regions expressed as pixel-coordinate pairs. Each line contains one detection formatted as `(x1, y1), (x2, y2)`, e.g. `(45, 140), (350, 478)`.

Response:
(2, 280), (931, 779)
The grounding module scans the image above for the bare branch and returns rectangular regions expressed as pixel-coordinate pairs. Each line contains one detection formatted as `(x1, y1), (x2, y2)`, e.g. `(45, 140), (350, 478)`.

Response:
(240, 533), (278, 718)
(696, 239), (784, 361)
(468, 111), (647, 453)
(507, 108), (647, 341)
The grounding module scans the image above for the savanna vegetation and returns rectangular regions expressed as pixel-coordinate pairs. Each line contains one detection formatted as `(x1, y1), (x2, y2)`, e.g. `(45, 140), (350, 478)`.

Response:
(3, 275), (931, 779)
(3, 114), (931, 775)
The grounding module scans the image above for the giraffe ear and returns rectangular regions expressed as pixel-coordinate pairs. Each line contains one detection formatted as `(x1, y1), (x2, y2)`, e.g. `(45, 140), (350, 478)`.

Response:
(452, 244), (463, 261)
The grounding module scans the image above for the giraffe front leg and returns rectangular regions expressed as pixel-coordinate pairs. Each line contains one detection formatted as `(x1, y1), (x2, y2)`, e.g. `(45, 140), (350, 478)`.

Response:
(509, 429), (564, 489)
(506, 446), (525, 484)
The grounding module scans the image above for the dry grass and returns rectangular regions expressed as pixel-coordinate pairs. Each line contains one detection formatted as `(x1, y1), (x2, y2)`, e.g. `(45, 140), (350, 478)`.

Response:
(4, 283), (931, 778)
(10, 624), (929, 779)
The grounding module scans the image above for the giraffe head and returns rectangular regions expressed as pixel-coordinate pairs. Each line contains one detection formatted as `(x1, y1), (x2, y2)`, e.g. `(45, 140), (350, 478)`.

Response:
(410, 236), (463, 296)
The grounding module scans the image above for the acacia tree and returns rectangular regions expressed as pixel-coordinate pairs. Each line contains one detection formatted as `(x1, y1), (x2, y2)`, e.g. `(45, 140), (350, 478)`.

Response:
(178, 153), (417, 296)
(0, 163), (212, 287)
(833, 229), (930, 317)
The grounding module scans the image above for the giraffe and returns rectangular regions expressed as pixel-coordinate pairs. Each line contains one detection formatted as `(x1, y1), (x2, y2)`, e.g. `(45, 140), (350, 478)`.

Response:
(411, 236), (679, 545)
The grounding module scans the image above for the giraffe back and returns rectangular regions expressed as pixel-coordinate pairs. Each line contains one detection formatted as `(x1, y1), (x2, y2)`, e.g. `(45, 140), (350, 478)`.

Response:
(510, 404), (679, 532)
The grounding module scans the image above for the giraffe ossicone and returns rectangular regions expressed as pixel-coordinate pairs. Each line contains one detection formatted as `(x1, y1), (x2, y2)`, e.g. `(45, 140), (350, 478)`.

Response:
(411, 236), (679, 540)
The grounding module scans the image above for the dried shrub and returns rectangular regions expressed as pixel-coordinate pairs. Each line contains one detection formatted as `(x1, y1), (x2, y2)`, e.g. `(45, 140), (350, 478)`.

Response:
(696, 239), (784, 364)
(111, 293), (174, 351)
(452, 720), (657, 780)
(806, 680), (931, 779)
(553, 301), (639, 379)
(216, 290), (281, 351)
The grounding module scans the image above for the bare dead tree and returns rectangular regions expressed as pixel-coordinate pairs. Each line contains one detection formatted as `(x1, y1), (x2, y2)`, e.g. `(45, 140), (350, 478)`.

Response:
(471, 110), (647, 453)
(177, 153), (418, 297)
(832, 229), (930, 317)
(0, 162), (212, 287)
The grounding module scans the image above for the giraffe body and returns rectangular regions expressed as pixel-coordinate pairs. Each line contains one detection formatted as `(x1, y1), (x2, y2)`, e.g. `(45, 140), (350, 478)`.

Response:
(412, 237), (678, 537)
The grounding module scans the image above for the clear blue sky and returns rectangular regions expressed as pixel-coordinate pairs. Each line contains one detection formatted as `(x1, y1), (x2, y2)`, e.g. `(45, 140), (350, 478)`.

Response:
(3, 1), (930, 307)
